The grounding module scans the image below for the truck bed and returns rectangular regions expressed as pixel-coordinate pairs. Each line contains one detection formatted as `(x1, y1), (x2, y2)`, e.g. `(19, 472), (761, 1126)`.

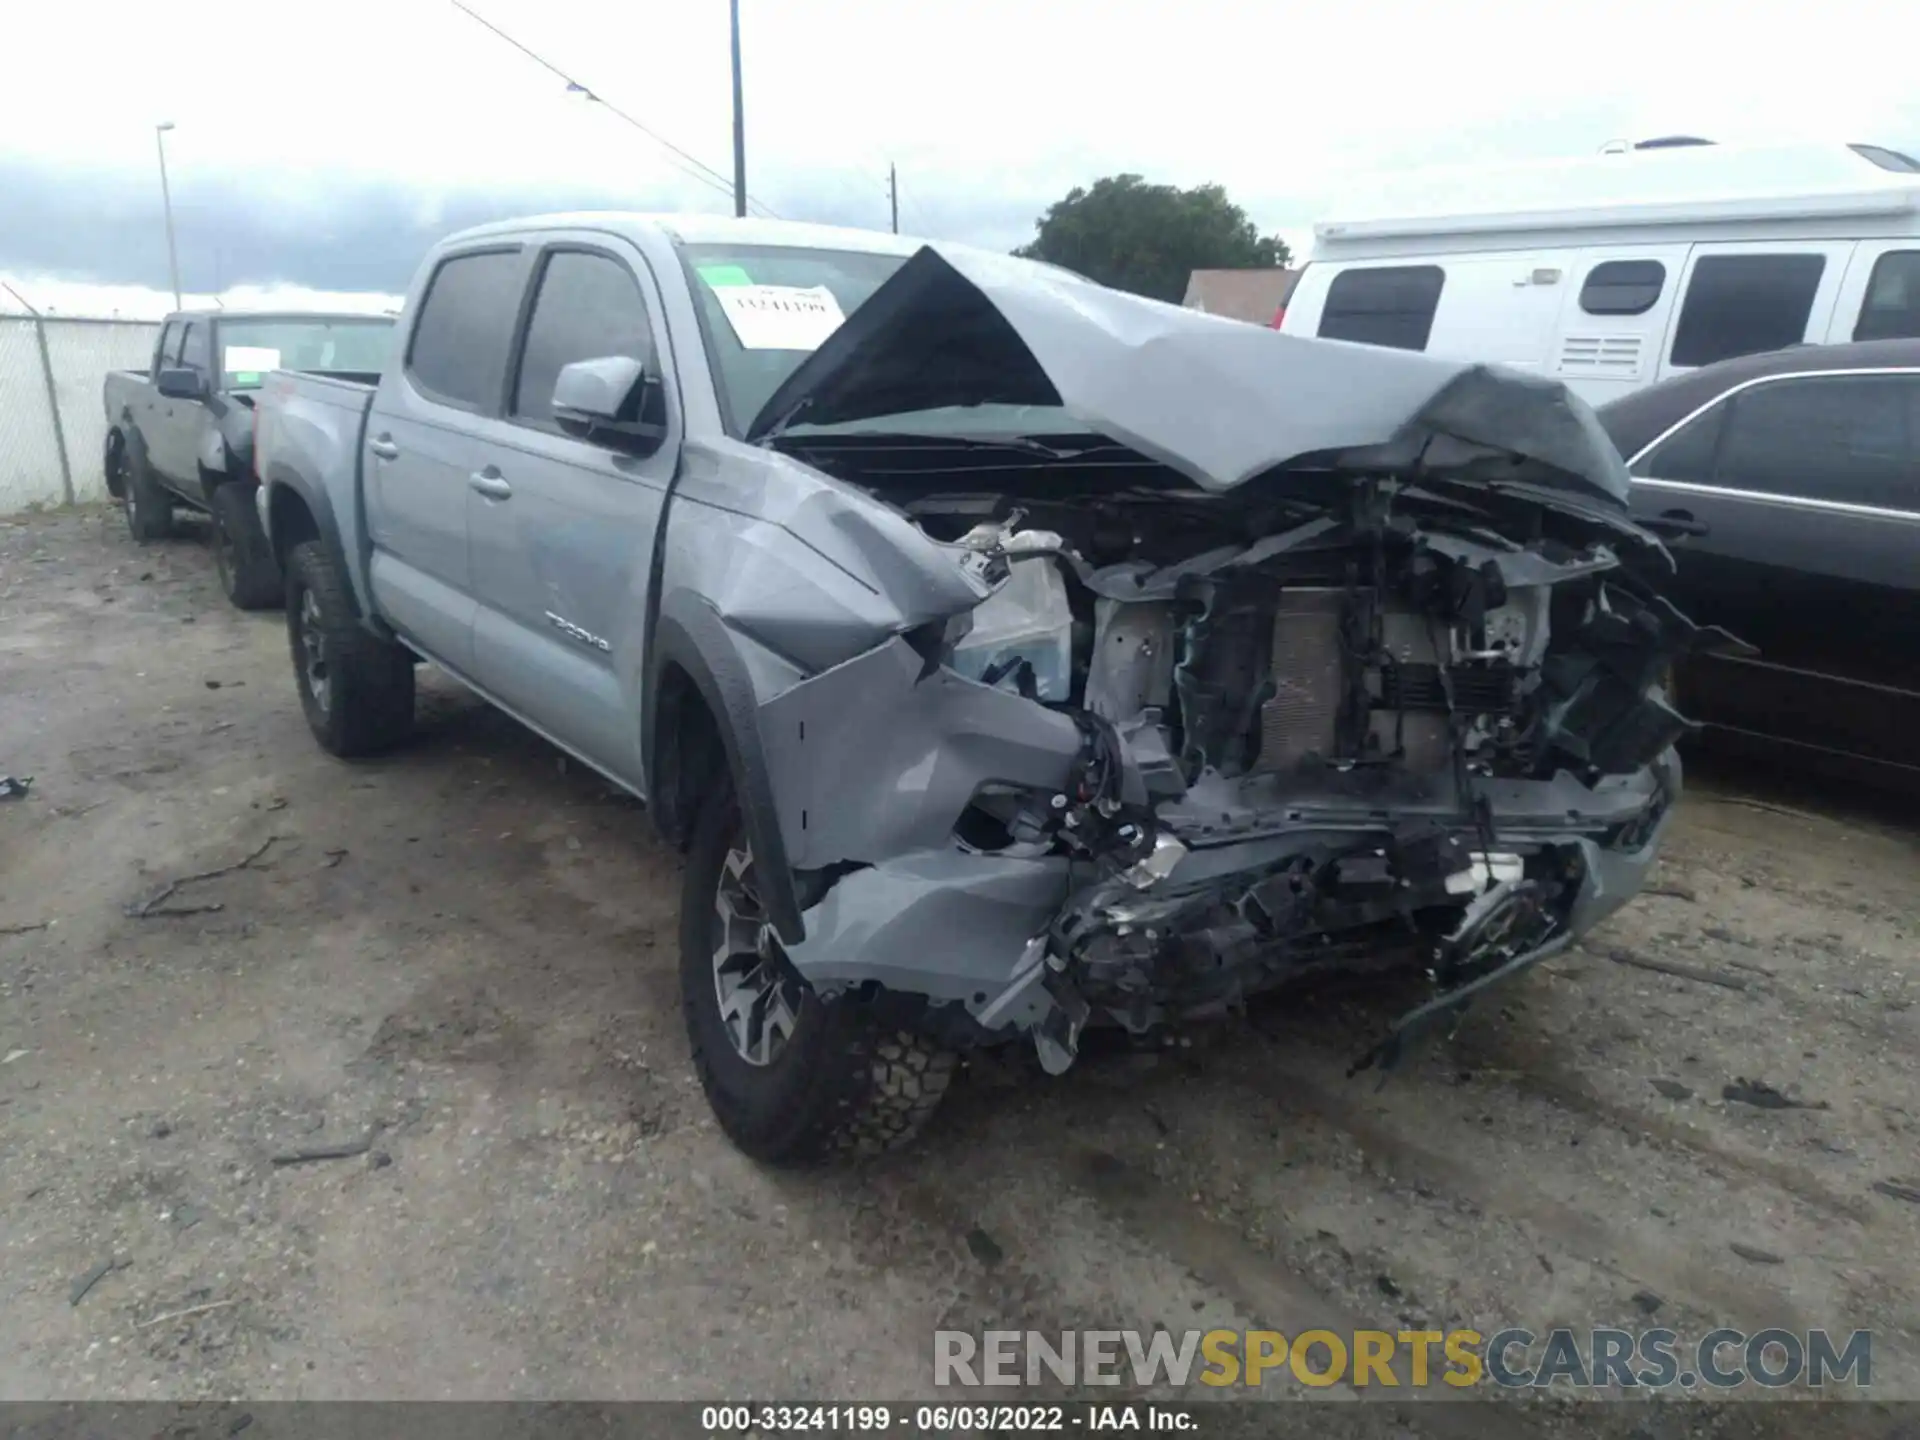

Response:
(277, 370), (381, 394)
(254, 370), (375, 479)
(253, 369), (379, 616)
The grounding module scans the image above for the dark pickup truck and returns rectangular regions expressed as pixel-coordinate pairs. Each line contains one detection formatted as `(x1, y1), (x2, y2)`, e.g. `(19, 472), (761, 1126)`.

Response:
(103, 310), (395, 608)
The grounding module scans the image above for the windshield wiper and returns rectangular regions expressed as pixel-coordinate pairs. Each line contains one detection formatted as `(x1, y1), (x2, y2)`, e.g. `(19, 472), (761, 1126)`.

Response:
(778, 431), (1140, 464)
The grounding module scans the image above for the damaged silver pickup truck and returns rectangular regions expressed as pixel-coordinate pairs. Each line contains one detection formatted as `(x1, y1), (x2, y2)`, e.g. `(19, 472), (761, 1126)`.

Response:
(254, 216), (1728, 1164)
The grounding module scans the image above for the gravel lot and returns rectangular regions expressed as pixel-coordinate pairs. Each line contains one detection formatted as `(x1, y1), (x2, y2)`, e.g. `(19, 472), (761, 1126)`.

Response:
(3, 508), (1918, 1430)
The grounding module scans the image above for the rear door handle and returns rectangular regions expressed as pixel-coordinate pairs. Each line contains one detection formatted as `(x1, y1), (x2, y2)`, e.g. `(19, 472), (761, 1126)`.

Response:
(1657, 507), (1709, 536)
(468, 469), (512, 501)
(368, 435), (400, 461)
(1632, 506), (1710, 540)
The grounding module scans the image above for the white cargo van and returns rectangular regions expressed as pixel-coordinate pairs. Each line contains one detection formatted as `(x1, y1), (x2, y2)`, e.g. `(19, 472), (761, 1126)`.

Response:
(1278, 141), (1920, 403)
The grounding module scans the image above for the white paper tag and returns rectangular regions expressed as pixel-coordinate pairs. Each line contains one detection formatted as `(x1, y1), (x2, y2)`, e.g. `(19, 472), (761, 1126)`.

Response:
(224, 346), (281, 373)
(713, 285), (846, 351)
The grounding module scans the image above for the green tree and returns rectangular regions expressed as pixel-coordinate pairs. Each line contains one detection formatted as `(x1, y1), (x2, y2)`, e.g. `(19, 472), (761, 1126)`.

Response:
(1014, 174), (1292, 303)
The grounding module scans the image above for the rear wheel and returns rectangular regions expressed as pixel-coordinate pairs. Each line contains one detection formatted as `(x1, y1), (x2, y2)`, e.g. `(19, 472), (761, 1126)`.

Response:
(104, 433), (129, 500)
(121, 444), (175, 542)
(285, 540), (415, 756)
(680, 785), (954, 1164)
(209, 484), (283, 610)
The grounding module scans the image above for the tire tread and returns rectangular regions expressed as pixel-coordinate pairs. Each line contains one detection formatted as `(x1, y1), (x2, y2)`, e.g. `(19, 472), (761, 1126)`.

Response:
(286, 540), (414, 757)
(212, 484), (282, 610)
(122, 444), (174, 542)
(680, 788), (954, 1165)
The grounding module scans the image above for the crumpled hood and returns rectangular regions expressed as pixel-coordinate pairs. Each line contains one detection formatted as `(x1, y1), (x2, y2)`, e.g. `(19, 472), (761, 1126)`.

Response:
(747, 246), (1633, 509)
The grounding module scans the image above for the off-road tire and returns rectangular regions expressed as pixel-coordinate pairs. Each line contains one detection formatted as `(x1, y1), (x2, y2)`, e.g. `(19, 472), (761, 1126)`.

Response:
(121, 443), (175, 542)
(285, 540), (415, 757)
(210, 484), (283, 611)
(104, 431), (129, 501)
(680, 786), (955, 1165)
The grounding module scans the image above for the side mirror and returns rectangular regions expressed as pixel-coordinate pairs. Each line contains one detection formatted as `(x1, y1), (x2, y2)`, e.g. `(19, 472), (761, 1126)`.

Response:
(552, 355), (666, 455)
(156, 367), (206, 400)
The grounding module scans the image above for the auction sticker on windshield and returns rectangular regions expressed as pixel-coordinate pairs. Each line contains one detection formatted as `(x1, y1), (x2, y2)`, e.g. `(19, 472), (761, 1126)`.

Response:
(224, 346), (281, 375)
(713, 284), (846, 350)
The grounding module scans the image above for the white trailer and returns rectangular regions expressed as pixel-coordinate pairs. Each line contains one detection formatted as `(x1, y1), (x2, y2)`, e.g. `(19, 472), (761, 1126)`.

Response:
(1278, 141), (1920, 403)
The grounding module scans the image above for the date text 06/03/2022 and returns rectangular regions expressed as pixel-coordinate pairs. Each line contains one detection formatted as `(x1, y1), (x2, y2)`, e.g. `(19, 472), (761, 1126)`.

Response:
(699, 1404), (1193, 1432)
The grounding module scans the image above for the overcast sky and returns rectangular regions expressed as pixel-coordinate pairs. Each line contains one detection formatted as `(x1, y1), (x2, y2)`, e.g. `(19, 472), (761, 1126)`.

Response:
(4, 0), (1917, 316)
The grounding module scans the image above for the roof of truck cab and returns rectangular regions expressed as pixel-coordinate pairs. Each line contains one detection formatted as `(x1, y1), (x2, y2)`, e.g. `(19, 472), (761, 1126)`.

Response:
(435, 213), (1104, 288)
(163, 308), (396, 323)
(1313, 142), (1920, 246)
(1596, 337), (1920, 461)
(440, 212), (934, 256)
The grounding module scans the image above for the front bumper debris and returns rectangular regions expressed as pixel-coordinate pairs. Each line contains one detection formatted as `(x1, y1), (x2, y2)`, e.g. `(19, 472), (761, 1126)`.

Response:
(779, 723), (1679, 1072)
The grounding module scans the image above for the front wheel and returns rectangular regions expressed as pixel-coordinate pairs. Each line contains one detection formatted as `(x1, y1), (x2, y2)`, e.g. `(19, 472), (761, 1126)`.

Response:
(210, 484), (283, 610)
(679, 785), (954, 1164)
(285, 540), (415, 757)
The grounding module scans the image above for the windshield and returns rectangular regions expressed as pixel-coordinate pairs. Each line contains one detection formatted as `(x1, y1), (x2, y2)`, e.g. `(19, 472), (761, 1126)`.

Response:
(218, 317), (395, 389)
(680, 243), (909, 434)
(681, 243), (1082, 439)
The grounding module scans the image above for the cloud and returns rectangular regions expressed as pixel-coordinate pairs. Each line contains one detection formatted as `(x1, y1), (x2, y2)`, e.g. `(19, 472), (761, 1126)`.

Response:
(0, 157), (673, 293)
(7, 0), (1915, 303)
(0, 153), (1079, 297)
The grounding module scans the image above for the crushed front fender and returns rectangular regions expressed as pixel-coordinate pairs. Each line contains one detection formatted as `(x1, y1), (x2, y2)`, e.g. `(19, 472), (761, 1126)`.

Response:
(756, 635), (1084, 871)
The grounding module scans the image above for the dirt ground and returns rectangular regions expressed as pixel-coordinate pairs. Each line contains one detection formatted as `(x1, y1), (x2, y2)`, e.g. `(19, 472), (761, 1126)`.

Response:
(4, 508), (1918, 1428)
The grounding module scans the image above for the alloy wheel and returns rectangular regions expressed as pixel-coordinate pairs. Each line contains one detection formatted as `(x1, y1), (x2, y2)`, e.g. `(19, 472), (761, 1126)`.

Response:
(297, 587), (330, 713)
(710, 841), (802, 1067)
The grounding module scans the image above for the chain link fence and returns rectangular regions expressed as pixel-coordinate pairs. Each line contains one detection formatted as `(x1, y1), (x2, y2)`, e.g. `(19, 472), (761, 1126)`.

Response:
(0, 314), (159, 512)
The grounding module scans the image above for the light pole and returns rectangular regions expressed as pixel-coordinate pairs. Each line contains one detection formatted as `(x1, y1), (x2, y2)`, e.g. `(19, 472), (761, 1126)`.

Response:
(729, 0), (746, 218)
(154, 122), (182, 309)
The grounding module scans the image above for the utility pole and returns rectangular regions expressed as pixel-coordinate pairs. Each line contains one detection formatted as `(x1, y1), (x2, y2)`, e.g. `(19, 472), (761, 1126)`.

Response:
(729, 0), (747, 218)
(889, 163), (899, 234)
(155, 122), (182, 308)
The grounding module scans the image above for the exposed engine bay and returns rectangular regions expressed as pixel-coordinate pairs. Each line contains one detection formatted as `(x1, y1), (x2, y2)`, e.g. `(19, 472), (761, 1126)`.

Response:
(760, 458), (1719, 1077)
(692, 243), (1750, 1079)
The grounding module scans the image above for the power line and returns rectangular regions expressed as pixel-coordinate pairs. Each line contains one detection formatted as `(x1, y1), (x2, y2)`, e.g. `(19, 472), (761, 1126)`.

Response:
(448, 0), (780, 218)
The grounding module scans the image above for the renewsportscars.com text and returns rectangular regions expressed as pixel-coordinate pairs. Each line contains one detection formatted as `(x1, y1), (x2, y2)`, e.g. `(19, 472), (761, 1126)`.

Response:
(935, 1327), (1872, 1391)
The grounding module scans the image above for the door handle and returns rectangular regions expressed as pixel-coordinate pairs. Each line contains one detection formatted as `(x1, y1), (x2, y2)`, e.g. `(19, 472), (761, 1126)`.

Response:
(368, 435), (400, 461)
(468, 470), (512, 501)
(1634, 507), (1710, 540)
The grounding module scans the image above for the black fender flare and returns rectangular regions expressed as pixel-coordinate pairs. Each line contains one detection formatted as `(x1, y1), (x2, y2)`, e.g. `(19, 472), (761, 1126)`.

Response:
(645, 591), (805, 944)
(119, 420), (152, 482)
(262, 461), (360, 621)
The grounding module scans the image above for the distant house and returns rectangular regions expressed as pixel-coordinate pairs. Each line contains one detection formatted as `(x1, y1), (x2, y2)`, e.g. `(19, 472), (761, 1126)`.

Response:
(1181, 268), (1300, 326)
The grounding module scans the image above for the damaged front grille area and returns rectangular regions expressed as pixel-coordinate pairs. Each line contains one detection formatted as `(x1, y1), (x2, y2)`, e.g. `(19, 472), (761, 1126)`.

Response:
(850, 482), (1714, 1076)
(1205, 569), (1544, 780)
(1051, 823), (1569, 1038)
(1256, 590), (1344, 770)
(1377, 663), (1514, 715)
